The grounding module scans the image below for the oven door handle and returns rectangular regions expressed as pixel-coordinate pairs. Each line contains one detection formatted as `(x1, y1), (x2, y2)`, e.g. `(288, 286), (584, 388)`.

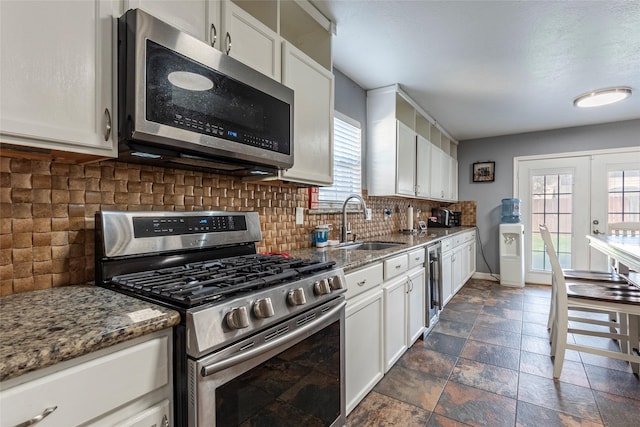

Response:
(200, 300), (345, 377)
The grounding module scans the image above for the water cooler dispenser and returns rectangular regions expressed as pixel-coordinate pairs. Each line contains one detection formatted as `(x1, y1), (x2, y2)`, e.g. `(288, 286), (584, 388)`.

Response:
(499, 199), (525, 287)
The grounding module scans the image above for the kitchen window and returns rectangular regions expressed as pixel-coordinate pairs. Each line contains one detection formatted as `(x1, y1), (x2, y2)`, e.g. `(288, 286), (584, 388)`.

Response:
(318, 112), (362, 208)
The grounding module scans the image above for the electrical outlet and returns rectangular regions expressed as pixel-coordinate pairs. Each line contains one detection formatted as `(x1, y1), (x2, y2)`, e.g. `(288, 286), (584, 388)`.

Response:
(365, 208), (372, 220)
(295, 207), (304, 224)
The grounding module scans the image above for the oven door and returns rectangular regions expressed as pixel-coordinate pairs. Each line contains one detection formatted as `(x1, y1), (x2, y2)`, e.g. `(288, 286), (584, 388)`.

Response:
(189, 297), (345, 427)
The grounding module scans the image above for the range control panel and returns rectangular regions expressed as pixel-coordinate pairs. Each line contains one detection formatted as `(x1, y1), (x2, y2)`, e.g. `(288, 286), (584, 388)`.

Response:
(133, 215), (248, 238)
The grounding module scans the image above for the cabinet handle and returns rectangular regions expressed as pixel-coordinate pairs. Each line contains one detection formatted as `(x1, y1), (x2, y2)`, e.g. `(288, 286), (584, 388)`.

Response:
(104, 108), (111, 141)
(210, 23), (217, 47)
(162, 414), (170, 427)
(395, 265), (402, 269)
(225, 32), (232, 54)
(13, 406), (57, 427)
(357, 279), (367, 287)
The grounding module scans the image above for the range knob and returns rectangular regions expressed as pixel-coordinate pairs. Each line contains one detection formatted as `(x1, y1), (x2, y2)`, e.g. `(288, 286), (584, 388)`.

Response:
(253, 297), (275, 319)
(225, 306), (249, 330)
(287, 288), (307, 306)
(314, 279), (332, 296)
(329, 275), (345, 291)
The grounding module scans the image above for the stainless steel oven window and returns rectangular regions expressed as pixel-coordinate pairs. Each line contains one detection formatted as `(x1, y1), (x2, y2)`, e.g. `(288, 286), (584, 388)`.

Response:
(190, 298), (346, 427)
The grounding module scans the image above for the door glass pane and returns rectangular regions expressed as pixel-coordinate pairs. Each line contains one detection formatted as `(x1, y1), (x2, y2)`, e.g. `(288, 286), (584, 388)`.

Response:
(607, 169), (640, 225)
(530, 173), (574, 271)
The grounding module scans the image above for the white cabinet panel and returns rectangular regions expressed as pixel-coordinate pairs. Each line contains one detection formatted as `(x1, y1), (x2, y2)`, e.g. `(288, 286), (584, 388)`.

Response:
(280, 41), (334, 185)
(416, 135), (432, 198)
(0, 333), (171, 427)
(383, 276), (408, 372)
(126, 0), (216, 43)
(221, 1), (280, 80)
(0, 0), (116, 158)
(346, 288), (384, 415)
(396, 121), (417, 196)
(407, 267), (425, 345)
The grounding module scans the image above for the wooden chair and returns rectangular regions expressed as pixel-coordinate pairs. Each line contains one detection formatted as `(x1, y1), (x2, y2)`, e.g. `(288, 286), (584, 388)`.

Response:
(540, 224), (640, 379)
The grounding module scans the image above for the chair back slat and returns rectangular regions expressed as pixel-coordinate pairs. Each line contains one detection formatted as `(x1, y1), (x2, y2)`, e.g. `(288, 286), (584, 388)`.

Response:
(539, 224), (569, 303)
(608, 222), (640, 237)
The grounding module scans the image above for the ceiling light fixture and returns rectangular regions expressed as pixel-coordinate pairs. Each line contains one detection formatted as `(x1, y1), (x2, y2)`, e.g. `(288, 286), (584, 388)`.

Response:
(573, 86), (632, 108)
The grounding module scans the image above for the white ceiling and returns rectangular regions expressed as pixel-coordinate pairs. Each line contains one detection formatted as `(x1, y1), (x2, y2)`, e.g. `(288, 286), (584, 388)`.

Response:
(310, 0), (640, 141)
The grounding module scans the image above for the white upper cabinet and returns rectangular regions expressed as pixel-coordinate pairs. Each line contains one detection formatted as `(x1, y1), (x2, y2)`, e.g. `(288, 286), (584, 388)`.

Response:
(367, 84), (458, 201)
(416, 135), (432, 198)
(280, 42), (334, 185)
(396, 122), (417, 196)
(125, 0), (218, 44)
(221, 1), (281, 81)
(0, 0), (117, 159)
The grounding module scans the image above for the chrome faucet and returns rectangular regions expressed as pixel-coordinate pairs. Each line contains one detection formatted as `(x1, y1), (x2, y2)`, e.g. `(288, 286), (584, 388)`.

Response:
(341, 194), (368, 242)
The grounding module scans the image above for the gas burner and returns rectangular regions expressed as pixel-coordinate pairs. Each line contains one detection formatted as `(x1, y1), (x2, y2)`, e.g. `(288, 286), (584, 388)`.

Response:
(111, 254), (337, 307)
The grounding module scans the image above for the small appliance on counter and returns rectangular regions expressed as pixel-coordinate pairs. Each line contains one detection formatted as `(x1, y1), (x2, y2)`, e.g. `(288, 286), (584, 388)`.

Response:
(427, 207), (453, 228)
(450, 211), (462, 227)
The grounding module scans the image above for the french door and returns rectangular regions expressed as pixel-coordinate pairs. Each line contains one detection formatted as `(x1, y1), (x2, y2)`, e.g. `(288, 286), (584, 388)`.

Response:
(516, 149), (640, 284)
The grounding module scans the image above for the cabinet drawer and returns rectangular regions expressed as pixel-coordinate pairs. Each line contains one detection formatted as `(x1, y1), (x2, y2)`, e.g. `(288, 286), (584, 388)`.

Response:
(466, 231), (476, 242)
(383, 254), (409, 280)
(441, 237), (452, 252)
(0, 335), (170, 427)
(408, 249), (425, 269)
(345, 263), (384, 300)
(453, 235), (464, 246)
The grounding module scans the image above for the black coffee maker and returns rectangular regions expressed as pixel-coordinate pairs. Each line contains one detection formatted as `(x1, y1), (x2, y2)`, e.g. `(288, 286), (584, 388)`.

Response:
(428, 207), (453, 228)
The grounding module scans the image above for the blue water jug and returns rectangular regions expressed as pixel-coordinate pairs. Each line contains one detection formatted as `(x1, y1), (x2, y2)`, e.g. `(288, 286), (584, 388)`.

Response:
(501, 198), (521, 223)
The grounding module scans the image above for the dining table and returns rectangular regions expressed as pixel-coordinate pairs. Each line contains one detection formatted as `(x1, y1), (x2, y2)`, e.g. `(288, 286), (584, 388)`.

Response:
(587, 234), (640, 286)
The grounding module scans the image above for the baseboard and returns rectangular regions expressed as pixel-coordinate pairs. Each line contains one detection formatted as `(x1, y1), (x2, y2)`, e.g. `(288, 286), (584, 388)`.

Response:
(472, 272), (499, 281)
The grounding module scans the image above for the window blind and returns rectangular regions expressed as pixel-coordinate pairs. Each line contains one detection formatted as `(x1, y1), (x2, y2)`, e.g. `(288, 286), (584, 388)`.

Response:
(319, 113), (362, 207)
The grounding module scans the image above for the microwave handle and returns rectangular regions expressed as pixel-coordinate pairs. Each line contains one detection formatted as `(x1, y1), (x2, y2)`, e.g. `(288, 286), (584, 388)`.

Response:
(200, 300), (345, 377)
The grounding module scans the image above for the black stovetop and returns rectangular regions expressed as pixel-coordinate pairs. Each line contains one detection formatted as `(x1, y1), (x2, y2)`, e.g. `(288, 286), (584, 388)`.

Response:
(109, 254), (336, 308)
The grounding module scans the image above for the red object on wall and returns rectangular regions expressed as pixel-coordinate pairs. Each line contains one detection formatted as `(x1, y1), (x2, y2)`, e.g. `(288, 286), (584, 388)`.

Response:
(308, 187), (319, 209)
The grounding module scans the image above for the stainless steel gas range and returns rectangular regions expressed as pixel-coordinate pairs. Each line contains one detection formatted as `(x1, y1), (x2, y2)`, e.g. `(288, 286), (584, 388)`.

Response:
(95, 211), (346, 427)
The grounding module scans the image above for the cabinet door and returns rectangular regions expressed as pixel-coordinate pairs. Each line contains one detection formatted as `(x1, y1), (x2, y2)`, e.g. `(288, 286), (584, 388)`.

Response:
(429, 145), (444, 199)
(346, 289), (384, 415)
(441, 250), (453, 306)
(0, 0), (116, 158)
(221, 1), (280, 80)
(280, 42), (334, 185)
(450, 157), (459, 201)
(416, 135), (432, 198)
(452, 246), (463, 294)
(125, 0), (216, 43)
(407, 268), (425, 345)
(441, 153), (451, 200)
(469, 238), (477, 276)
(396, 121), (417, 196)
(383, 276), (408, 372)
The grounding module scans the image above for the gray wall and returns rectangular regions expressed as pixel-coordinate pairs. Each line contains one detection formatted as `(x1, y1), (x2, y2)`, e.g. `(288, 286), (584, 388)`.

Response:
(333, 68), (368, 185)
(458, 119), (640, 275)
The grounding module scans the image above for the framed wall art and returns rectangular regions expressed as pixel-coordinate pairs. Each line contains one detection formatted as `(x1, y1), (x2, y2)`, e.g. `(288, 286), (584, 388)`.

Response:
(472, 161), (495, 182)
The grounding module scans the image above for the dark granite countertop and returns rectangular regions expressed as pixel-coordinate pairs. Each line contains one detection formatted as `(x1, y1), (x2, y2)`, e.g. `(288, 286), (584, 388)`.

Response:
(286, 227), (476, 272)
(0, 285), (180, 382)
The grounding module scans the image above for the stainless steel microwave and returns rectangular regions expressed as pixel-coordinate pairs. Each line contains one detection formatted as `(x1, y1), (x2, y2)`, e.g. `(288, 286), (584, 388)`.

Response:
(118, 9), (294, 175)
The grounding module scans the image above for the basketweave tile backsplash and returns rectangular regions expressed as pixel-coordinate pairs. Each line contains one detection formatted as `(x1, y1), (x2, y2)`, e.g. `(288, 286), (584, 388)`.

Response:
(0, 157), (476, 295)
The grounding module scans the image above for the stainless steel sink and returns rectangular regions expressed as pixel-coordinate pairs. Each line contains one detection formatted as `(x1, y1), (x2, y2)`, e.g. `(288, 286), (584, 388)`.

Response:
(334, 241), (404, 251)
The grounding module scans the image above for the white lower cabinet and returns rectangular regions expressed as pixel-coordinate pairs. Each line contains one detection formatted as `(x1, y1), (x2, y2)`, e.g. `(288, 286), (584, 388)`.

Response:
(345, 263), (384, 415)
(407, 267), (426, 344)
(441, 230), (477, 307)
(383, 275), (408, 371)
(0, 330), (172, 427)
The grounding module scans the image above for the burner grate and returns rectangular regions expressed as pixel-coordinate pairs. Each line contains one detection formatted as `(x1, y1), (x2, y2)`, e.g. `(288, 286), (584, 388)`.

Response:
(110, 254), (336, 307)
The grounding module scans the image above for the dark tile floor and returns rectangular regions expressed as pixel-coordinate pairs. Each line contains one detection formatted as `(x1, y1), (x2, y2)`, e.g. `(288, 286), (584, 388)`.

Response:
(346, 279), (640, 427)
